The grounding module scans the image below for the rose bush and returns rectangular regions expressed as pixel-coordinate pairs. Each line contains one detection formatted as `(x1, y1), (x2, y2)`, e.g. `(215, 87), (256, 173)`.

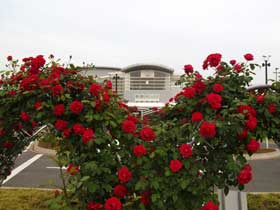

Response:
(0, 53), (279, 210)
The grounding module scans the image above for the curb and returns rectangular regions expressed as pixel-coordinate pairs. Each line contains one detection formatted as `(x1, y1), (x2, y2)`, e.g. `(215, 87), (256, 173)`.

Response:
(245, 148), (280, 160)
(31, 141), (57, 156)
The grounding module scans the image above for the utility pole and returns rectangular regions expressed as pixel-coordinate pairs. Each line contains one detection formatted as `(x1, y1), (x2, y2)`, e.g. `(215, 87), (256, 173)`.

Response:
(273, 67), (279, 82)
(262, 55), (271, 84)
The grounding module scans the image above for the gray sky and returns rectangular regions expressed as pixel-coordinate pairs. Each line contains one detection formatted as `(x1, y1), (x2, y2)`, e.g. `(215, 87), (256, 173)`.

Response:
(1, 0), (280, 84)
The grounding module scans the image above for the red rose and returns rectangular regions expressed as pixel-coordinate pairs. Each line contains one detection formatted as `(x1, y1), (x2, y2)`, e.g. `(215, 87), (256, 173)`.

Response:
(246, 116), (257, 130)
(69, 101), (84, 114)
(82, 128), (95, 144)
(34, 101), (42, 110)
(133, 144), (147, 157)
(90, 83), (102, 96)
(114, 185), (127, 198)
(200, 121), (216, 138)
(0, 129), (5, 136)
(73, 123), (85, 135)
(87, 202), (102, 210)
(53, 104), (65, 116)
(237, 105), (256, 117)
(140, 127), (156, 142)
(212, 84), (224, 93)
(7, 56), (13, 61)
(3, 141), (13, 149)
(184, 64), (194, 74)
(63, 128), (71, 138)
(31, 121), (37, 128)
(238, 129), (248, 140)
(179, 144), (192, 159)
(169, 160), (183, 173)
(103, 91), (110, 103)
(206, 93), (222, 110)
(234, 64), (242, 73)
(191, 112), (203, 122)
(8, 90), (17, 96)
(201, 200), (219, 210)
(104, 197), (122, 210)
(30, 55), (46, 74)
(268, 103), (276, 114)
(237, 167), (252, 185)
(183, 87), (196, 98)
(106, 80), (112, 89)
(246, 139), (260, 153)
(202, 53), (222, 69)
(122, 120), (136, 134)
(55, 119), (68, 131)
(216, 65), (223, 71)
(242, 164), (252, 172)
(193, 80), (206, 94)
(20, 112), (30, 121)
(66, 164), (80, 176)
(127, 115), (138, 123)
(118, 167), (132, 183)
(52, 84), (63, 95)
(244, 53), (254, 61)
(230, 59), (236, 65)
(141, 190), (151, 206)
(195, 73), (203, 79)
(256, 94), (265, 103)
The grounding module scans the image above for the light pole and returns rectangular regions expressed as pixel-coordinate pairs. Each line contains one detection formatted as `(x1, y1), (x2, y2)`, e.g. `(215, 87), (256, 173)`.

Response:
(262, 55), (271, 84)
(273, 67), (279, 82)
(113, 73), (120, 93)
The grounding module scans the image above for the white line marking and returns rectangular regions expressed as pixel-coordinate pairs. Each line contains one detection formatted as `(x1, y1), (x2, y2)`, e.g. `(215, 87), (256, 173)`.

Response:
(46, 166), (66, 170)
(23, 142), (33, 152)
(3, 154), (43, 184)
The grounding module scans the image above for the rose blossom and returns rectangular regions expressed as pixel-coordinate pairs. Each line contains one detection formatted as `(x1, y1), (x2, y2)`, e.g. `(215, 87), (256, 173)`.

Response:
(55, 119), (68, 131)
(133, 144), (147, 157)
(169, 160), (183, 173)
(53, 104), (65, 116)
(193, 80), (206, 94)
(183, 87), (196, 98)
(118, 167), (132, 183)
(246, 139), (260, 153)
(66, 164), (80, 176)
(104, 197), (122, 210)
(140, 127), (156, 142)
(114, 185), (127, 198)
(69, 101), (84, 114)
(87, 202), (102, 210)
(82, 128), (95, 144)
(184, 64), (194, 74)
(20, 112), (30, 121)
(234, 64), (242, 73)
(244, 53), (254, 61)
(200, 121), (216, 138)
(206, 93), (222, 110)
(201, 200), (219, 210)
(245, 116), (257, 130)
(141, 190), (151, 206)
(230, 59), (236, 65)
(121, 120), (136, 134)
(73, 123), (85, 135)
(268, 103), (276, 114)
(256, 94), (265, 103)
(179, 144), (192, 159)
(202, 53), (222, 69)
(237, 166), (252, 185)
(89, 83), (102, 96)
(212, 83), (224, 93)
(191, 112), (203, 122)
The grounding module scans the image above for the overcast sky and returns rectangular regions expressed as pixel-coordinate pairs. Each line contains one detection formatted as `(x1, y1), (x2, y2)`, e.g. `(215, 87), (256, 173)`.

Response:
(1, 0), (280, 84)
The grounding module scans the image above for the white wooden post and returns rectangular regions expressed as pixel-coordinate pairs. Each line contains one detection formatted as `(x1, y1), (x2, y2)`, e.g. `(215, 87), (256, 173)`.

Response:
(218, 190), (248, 210)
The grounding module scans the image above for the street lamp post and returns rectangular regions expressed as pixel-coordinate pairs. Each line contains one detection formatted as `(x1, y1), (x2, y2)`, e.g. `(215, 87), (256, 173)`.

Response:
(273, 67), (279, 82)
(262, 55), (271, 84)
(113, 73), (120, 93)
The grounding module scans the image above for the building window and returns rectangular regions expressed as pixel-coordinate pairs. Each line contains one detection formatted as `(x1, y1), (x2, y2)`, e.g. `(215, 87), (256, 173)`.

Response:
(135, 94), (160, 102)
